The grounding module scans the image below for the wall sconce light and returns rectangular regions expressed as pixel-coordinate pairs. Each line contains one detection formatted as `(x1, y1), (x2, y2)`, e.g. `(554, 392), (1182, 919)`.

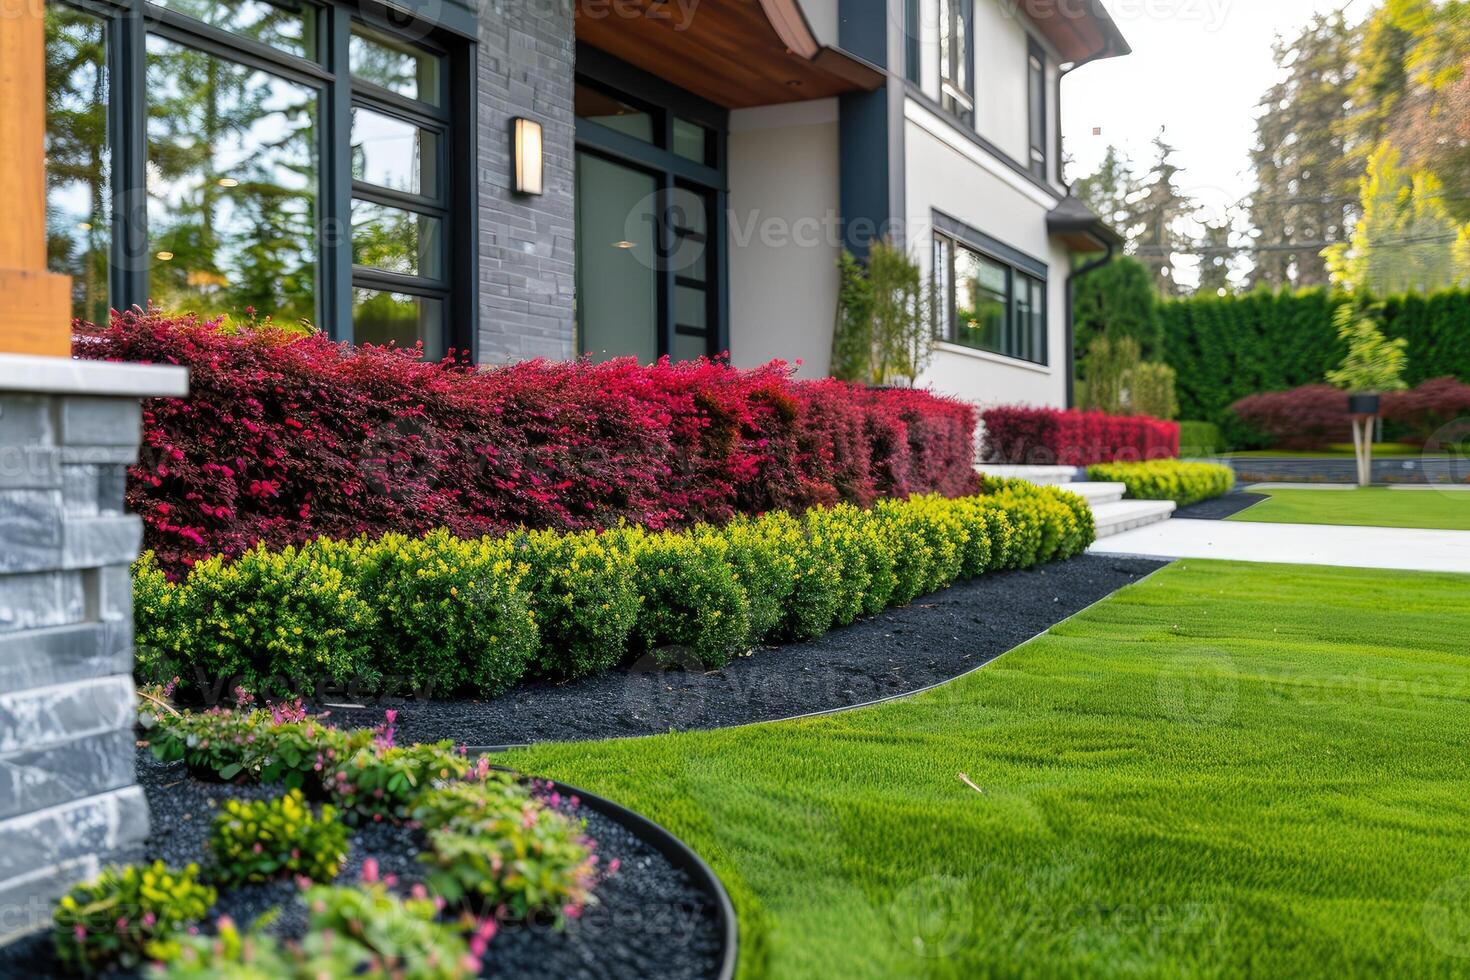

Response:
(513, 117), (543, 195)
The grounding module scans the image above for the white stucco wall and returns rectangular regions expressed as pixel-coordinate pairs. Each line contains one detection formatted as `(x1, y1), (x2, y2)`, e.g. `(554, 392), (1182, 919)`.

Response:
(904, 98), (1071, 411)
(971, 0), (1031, 164)
(726, 98), (841, 377)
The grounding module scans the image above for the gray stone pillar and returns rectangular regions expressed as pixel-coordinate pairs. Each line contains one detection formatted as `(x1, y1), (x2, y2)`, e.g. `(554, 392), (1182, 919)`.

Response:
(0, 354), (187, 945)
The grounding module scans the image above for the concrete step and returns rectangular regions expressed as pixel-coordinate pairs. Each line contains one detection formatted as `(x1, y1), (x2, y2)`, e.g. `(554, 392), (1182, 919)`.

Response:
(1091, 499), (1177, 539)
(1056, 481), (1126, 506)
(975, 464), (1082, 484)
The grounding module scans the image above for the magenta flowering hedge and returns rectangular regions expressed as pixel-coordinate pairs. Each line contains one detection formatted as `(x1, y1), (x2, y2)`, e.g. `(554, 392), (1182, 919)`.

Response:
(78, 311), (978, 574)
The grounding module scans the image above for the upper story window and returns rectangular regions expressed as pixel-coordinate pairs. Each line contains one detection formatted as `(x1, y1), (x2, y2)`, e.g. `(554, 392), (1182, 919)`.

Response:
(43, 0), (469, 358)
(938, 0), (973, 125)
(1028, 41), (1047, 181)
(933, 231), (1047, 365)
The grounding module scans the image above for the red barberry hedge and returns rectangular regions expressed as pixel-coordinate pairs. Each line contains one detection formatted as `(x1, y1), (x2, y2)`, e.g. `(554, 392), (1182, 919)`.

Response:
(1230, 377), (1470, 450)
(78, 311), (977, 573)
(980, 406), (1180, 466)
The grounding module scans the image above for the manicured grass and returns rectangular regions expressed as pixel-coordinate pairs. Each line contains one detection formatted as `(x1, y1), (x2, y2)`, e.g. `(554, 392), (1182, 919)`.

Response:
(1231, 487), (1470, 531)
(512, 560), (1470, 978)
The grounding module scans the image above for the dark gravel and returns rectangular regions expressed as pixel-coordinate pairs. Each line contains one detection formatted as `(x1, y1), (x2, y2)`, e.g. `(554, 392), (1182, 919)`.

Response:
(1173, 492), (1268, 521)
(318, 555), (1165, 748)
(0, 753), (722, 980)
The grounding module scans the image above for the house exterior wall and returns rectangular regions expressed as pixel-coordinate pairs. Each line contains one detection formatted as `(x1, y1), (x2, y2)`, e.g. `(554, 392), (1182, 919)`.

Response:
(904, 101), (1071, 410)
(475, 0), (578, 363)
(727, 99), (842, 378)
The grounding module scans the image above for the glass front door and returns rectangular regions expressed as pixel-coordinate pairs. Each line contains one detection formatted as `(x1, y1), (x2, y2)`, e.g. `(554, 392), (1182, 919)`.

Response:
(575, 151), (659, 363)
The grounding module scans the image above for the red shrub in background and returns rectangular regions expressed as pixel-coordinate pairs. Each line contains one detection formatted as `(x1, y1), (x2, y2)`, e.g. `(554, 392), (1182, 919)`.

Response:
(980, 406), (1179, 465)
(78, 311), (977, 573)
(1230, 378), (1470, 449)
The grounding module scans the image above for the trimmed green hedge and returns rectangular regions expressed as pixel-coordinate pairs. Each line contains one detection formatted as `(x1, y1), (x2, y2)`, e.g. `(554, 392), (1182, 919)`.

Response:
(1161, 288), (1470, 433)
(137, 481), (1096, 700)
(1178, 421), (1222, 456)
(1087, 460), (1235, 508)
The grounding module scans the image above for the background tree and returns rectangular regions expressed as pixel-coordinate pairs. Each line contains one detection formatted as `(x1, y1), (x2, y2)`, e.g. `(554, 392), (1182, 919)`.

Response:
(1072, 256), (1161, 365)
(1072, 145), (1135, 230)
(1195, 220), (1238, 296)
(1246, 11), (1359, 289)
(1124, 131), (1196, 297)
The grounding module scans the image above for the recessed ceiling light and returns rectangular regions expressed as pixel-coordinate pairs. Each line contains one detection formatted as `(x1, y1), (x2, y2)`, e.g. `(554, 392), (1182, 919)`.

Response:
(217, 177), (240, 188)
(613, 240), (636, 249)
(77, 222), (92, 231)
(155, 250), (174, 261)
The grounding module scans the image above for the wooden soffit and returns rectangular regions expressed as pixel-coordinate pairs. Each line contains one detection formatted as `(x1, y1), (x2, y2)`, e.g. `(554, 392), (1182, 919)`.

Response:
(1015, 0), (1131, 67)
(575, 0), (884, 108)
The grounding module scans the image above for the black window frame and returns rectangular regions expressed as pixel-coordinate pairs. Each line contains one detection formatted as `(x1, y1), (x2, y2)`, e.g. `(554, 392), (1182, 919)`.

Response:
(931, 213), (1049, 366)
(573, 45), (729, 362)
(44, 0), (475, 358)
(1027, 39), (1047, 182)
(938, 0), (973, 126)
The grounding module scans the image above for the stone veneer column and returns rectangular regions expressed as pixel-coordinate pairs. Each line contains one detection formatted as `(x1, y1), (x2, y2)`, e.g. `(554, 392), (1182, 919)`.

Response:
(0, 353), (187, 945)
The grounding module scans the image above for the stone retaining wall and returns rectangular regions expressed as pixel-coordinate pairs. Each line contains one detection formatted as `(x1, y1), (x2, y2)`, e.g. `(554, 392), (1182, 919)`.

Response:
(0, 356), (186, 944)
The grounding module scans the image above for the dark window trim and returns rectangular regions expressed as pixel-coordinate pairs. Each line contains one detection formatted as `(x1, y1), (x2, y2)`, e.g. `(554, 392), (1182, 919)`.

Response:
(903, 0), (920, 84)
(903, 83), (1062, 202)
(1027, 38), (1047, 182)
(575, 46), (730, 360)
(937, 0), (973, 125)
(933, 210), (1048, 279)
(48, 0), (474, 358)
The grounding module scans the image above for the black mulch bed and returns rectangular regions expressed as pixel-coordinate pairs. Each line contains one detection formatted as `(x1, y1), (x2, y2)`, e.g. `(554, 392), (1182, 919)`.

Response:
(318, 555), (1166, 749)
(1172, 492), (1268, 521)
(0, 751), (722, 980)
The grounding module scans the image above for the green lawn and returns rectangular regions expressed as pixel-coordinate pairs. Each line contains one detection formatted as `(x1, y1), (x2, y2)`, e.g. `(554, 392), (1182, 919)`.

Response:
(1226, 443), (1431, 459)
(512, 560), (1470, 979)
(1231, 487), (1470, 531)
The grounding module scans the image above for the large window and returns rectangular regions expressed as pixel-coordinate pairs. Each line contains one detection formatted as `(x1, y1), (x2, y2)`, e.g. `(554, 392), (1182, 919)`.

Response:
(933, 232), (1047, 365)
(1028, 41), (1048, 182)
(43, 0), (468, 357)
(938, 0), (972, 125)
(573, 59), (726, 364)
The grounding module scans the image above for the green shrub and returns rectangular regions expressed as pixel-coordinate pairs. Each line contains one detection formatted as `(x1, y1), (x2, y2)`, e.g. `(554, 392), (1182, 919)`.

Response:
(52, 861), (215, 975)
(510, 529), (641, 680)
(1088, 460), (1235, 507)
(414, 782), (598, 921)
(165, 543), (378, 697)
(1178, 420), (1222, 456)
(711, 514), (800, 642)
(153, 884), (478, 979)
(208, 790), (349, 886)
(355, 530), (538, 697)
(326, 740), (471, 824)
(617, 527), (752, 668)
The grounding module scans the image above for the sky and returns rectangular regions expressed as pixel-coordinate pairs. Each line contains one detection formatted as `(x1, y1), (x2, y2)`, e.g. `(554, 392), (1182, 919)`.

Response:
(1062, 0), (1373, 285)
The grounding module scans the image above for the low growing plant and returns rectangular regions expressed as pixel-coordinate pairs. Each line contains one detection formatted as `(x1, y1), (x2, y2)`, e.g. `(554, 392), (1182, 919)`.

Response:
(209, 790), (349, 886)
(413, 782), (599, 922)
(1087, 460), (1235, 507)
(52, 861), (215, 975)
(511, 529), (642, 680)
(325, 739), (472, 824)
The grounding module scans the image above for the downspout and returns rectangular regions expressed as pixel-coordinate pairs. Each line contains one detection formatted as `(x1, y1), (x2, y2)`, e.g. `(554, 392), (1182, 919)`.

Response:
(1065, 238), (1115, 409)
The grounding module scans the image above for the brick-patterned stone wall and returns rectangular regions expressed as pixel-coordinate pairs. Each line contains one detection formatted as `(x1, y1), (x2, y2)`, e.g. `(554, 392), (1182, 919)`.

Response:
(475, 0), (578, 362)
(0, 358), (186, 945)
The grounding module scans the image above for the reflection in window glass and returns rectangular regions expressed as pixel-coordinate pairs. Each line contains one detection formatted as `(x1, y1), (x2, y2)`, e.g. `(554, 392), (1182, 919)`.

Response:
(672, 331), (709, 363)
(575, 152), (658, 363)
(351, 200), (441, 278)
(674, 285), (706, 330)
(672, 118), (709, 164)
(575, 81), (654, 143)
(349, 26), (440, 105)
(352, 288), (443, 353)
(932, 237), (952, 340)
(45, 5), (111, 325)
(351, 107), (437, 196)
(145, 36), (318, 323)
(154, 0), (316, 59)
(954, 244), (1007, 352)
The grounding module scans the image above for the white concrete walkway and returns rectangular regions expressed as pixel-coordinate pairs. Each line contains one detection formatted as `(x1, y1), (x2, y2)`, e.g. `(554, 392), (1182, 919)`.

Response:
(1090, 519), (1470, 574)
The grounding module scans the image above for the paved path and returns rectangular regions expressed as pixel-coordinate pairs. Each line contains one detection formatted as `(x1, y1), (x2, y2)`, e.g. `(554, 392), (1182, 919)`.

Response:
(1090, 519), (1470, 574)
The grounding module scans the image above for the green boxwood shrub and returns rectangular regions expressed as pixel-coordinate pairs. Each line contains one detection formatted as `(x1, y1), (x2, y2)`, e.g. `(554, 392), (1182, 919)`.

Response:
(136, 483), (1098, 697)
(1087, 460), (1235, 507)
(1178, 420), (1222, 456)
(208, 790), (349, 886)
(51, 861), (215, 975)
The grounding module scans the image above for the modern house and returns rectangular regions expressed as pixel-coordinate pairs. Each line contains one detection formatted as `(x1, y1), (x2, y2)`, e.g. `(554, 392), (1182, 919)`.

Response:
(42, 0), (1127, 409)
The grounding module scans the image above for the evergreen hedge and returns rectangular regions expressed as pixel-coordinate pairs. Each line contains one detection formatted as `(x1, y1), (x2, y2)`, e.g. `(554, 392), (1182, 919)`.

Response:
(1160, 288), (1470, 434)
